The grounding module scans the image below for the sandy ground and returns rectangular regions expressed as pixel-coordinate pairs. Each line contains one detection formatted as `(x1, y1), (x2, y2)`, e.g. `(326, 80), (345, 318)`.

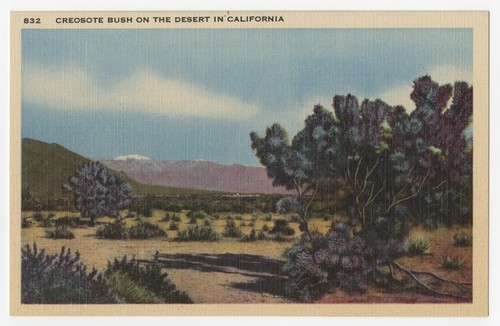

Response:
(21, 210), (472, 304)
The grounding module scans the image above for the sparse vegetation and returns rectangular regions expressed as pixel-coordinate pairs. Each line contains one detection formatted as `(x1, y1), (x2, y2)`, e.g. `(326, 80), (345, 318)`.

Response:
(222, 220), (242, 238)
(45, 225), (75, 239)
(21, 217), (32, 229)
(96, 219), (128, 239)
(175, 225), (221, 242)
(406, 237), (429, 256)
(187, 210), (207, 219)
(270, 219), (295, 236)
(127, 221), (166, 239)
(453, 232), (473, 247)
(241, 229), (267, 242)
(21, 243), (191, 304)
(105, 253), (192, 303)
(169, 221), (179, 230)
(96, 219), (165, 240)
(443, 256), (465, 270)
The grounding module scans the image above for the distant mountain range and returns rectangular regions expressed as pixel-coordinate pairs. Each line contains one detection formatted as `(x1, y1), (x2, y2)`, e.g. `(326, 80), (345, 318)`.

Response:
(22, 138), (217, 201)
(101, 157), (289, 194)
(21, 138), (288, 202)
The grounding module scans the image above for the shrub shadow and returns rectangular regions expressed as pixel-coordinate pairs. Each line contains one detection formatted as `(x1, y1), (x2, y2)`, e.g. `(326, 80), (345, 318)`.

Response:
(150, 253), (288, 297)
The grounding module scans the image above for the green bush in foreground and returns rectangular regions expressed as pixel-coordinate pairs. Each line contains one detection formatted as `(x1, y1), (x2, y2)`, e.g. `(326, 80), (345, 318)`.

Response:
(175, 225), (221, 242)
(443, 256), (465, 270)
(406, 237), (429, 256)
(45, 225), (75, 239)
(21, 243), (112, 304)
(105, 253), (192, 303)
(453, 232), (473, 247)
(21, 243), (192, 304)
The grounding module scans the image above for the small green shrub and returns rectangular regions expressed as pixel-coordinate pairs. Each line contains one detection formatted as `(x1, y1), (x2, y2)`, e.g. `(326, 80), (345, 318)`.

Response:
(97, 219), (166, 239)
(288, 215), (301, 223)
(175, 225), (221, 242)
(203, 219), (211, 227)
(443, 256), (465, 270)
(32, 212), (44, 222)
(270, 219), (295, 236)
(406, 237), (429, 256)
(169, 221), (179, 230)
(240, 221), (247, 227)
(128, 221), (166, 239)
(161, 213), (171, 222)
(264, 215), (272, 221)
(40, 215), (54, 227)
(223, 220), (242, 238)
(133, 206), (153, 218)
(55, 216), (81, 228)
(22, 217), (32, 229)
(453, 232), (473, 247)
(212, 213), (220, 219)
(187, 210), (206, 219)
(96, 219), (128, 239)
(241, 229), (257, 242)
(262, 224), (270, 232)
(241, 229), (267, 242)
(234, 215), (243, 221)
(171, 214), (181, 222)
(105, 253), (192, 303)
(188, 216), (197, 224)
(45, 225), (75, 239)
(106, 271), (163, 303)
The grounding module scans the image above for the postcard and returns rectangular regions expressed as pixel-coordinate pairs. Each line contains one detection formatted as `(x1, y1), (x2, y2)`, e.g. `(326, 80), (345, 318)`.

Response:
(10, 11), (489, 316)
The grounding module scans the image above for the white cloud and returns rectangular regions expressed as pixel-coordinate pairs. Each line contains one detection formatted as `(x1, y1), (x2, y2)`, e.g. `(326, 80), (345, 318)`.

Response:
(22, 64), (260, 120)
(377, 65), (472, 112)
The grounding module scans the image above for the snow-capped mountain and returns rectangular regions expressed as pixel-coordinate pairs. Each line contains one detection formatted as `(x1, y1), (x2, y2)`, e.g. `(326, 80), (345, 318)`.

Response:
(101, 158), (289, 194)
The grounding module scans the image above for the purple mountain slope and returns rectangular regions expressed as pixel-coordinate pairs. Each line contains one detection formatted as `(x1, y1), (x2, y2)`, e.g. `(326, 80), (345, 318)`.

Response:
(100, 157), (291, 194)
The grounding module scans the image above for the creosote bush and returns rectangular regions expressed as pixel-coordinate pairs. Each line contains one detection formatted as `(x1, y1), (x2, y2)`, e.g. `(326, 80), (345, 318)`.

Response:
(283, 229), (372, 301)
(21, 243), (113, 303)
(21, 243), (192, 304)
(45, 225), (75, 239)
(222, 220), (242, 238)
(175, 225), (221, 242)
(453, 232), (472, 247)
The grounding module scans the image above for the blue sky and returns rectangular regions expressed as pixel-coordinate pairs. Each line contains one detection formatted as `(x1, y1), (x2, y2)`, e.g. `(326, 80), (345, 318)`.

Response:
(21, 28), (472, 165)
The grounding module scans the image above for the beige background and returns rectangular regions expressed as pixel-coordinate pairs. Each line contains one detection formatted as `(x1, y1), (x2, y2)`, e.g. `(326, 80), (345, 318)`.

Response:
(9, 11), (489, 316)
